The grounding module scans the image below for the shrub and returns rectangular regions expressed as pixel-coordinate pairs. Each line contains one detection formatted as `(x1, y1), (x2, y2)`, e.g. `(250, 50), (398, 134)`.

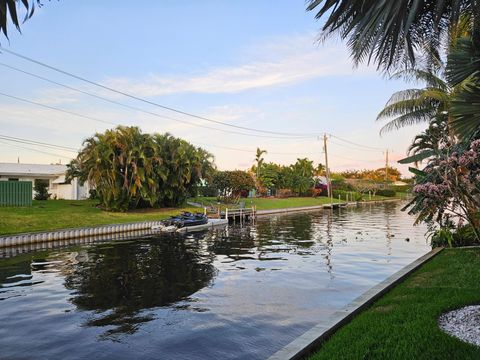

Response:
(198, 185), (217, 197)
(376, 189), (396, 197)
(430, 225), (479, 248)
(331, 179), (355, 191)
(89, 189), (98, 200)
(392, 185), (411, 193)
(276, 189), (293, 198)
(34, 180), (50, 200)
(332, 190), (362, 201)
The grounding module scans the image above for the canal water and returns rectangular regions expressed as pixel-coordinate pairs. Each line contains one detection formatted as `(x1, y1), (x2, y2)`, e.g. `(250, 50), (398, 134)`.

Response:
(0, 202), (430, 359)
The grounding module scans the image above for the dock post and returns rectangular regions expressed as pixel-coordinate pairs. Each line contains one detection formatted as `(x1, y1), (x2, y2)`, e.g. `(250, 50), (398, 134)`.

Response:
(225, 208), (229, 220)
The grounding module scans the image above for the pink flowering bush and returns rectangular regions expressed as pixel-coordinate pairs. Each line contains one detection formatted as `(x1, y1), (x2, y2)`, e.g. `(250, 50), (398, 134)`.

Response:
(405, 139), (480, 242)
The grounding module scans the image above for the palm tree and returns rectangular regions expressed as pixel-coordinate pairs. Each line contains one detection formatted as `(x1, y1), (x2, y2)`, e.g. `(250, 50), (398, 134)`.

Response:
(308, 2), (480, 140)
(0, 0), (37, 40)
(306, 0), (480, 70)
(67, 126), (214, 211)
(405, 116), (450, 165)
(254, 147), (267, 185)
(377, 68), (451, 134)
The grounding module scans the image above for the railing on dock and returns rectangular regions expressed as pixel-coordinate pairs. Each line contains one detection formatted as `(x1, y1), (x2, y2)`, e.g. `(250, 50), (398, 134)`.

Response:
(220, 206), (256, 222)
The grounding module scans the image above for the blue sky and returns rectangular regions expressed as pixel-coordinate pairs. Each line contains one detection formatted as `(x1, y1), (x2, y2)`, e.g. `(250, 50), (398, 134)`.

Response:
(0, 1), (426, 175)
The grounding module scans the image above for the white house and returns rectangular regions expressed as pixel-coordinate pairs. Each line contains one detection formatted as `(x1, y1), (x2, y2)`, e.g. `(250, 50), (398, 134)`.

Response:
(0, 163), (89, 200)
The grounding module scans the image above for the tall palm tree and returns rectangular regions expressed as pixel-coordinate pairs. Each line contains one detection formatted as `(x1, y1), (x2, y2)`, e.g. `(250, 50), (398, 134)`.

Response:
(254, 147), (267, 183)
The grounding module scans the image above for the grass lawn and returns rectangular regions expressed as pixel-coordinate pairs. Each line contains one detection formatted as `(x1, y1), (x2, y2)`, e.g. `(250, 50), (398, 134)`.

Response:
(192, 194), (406, 210)
(308, 248), (480, 360)
(190, 196), (343, 211)
(0, 200), (196, 235)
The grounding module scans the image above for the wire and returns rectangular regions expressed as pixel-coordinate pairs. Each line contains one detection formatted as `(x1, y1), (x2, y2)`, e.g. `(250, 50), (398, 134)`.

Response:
(0, 47), (323, 137)
(329, 153), (384, 163)
(0, 134), (78, 151)
(0, 140), (74, 160)
(329, 139), (382, 153)
(0, 92), (117, 126)
(192, 141), (322, 156)
(328, 134), (385, 151)
(0, 62), (312, 140)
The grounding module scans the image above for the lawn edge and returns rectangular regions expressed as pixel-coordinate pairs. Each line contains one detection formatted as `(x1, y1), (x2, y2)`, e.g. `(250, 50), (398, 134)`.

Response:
(267, 247), (443, 360)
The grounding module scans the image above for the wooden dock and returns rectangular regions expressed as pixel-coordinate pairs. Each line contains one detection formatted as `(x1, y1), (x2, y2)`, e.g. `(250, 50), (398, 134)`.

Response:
(220, 207), (256, 222)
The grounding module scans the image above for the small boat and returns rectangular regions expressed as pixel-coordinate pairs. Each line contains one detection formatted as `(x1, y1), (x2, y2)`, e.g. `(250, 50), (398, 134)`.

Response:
(152, 212), (208, 231)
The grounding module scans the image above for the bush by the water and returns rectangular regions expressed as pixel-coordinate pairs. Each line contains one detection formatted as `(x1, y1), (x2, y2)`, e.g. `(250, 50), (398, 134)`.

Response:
(376, 189), (396, 197)
(430, 225), (479, 248)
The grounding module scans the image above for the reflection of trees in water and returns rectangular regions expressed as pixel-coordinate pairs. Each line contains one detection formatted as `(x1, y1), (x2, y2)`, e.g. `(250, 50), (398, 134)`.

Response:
(63, 236), (217, 339)
(206, 226), (258, 261)
(253, 214), (314, 246)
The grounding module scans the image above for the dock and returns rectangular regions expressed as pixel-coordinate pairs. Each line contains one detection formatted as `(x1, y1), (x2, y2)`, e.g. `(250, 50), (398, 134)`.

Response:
(220, 207), (256, 222)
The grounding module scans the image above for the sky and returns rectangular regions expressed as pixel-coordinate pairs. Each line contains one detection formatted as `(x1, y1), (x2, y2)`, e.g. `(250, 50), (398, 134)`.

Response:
(0, 1), (427, 176)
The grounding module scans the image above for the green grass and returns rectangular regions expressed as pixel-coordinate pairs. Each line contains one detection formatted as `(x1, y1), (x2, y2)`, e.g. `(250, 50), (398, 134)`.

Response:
(190, 196), (343, 210)
(308, 248), (480, 360)
(192, 194), (405, 210)
(0, 200), (196, 235)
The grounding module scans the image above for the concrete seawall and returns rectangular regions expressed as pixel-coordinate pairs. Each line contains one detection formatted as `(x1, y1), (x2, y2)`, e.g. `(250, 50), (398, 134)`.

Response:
(0, 198), (404, 250)
(0, 220), (165, 248)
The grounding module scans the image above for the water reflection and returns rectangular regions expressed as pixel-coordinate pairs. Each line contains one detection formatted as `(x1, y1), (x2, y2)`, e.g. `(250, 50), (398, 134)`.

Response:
(0, 202), (431, 360)
(63, 236), (217, 338)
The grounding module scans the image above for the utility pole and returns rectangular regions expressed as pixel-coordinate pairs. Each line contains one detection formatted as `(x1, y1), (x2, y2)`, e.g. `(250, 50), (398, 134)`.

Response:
(323, 134), (332, 198)
(385, 149), (389, 182)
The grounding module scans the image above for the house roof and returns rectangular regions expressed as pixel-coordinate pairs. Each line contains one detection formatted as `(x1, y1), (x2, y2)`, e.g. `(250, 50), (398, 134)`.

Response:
(0, 163), (67, 177)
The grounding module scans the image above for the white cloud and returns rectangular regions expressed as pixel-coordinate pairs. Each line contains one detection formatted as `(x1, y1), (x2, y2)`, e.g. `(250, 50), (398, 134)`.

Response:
(102, 33), (372, 97)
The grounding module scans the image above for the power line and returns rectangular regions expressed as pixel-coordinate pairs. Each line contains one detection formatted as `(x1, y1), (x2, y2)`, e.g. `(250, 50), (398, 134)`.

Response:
(329, 139), (381, 153)
(0, 62), (311, 140)
(0, 134), (78, 152)
(0, 47), (323, 137)
(192, 141), (322, 156)
(328, 134), (385, 151)
(0, 140), (74, 160)
(0, 92), (117, 126)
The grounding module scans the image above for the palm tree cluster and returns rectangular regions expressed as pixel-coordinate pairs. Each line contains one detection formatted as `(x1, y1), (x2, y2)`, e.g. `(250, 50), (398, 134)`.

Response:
(67, 126), (215, 211)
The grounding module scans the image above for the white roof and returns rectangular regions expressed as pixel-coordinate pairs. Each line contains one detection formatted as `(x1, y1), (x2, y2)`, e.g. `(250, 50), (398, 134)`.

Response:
(0, 163), (67, 177)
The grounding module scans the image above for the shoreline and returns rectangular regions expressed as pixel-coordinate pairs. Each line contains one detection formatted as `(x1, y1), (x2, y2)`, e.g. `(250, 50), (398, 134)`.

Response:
(0, 198), (405, 250)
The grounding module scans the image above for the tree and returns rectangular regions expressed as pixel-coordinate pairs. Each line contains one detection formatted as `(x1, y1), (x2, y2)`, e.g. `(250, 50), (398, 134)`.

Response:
(33, 179), (50, 200)
(289, 158), (315, 196)
(377, 68), (451, 134)
(212, 170), (255, 201)
(405, 138), (480, 242)
(308, 2), (480, 140)
(306, 0), (480, 70)
(0, 0), (37, 40)
(67, 126), (214, 211)
(254, 148), (267, 188)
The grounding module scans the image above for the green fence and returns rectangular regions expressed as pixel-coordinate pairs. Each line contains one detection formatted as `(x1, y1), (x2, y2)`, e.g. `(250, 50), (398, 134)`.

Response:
(0, 181), (32, 207)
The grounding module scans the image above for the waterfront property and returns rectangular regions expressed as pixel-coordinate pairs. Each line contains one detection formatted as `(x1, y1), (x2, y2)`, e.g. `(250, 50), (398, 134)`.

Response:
(0, 163), (89, 200)
(0, 202), (431, 359)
